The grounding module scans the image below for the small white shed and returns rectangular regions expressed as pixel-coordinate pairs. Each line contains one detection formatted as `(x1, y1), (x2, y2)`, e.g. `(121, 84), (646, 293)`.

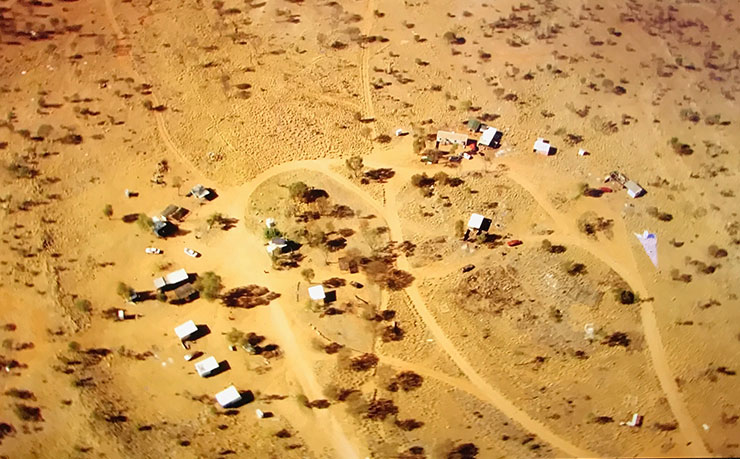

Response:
(174, 320), (198, 341)
(308, 285), (326, 301)
(468, 213), (485, 230)
(195, 356), (219, 377)
(625, 180), (645, 198)
(533, 138), (553, 155)
(479, 127), (500, 147)
(215, 385), (242, 407)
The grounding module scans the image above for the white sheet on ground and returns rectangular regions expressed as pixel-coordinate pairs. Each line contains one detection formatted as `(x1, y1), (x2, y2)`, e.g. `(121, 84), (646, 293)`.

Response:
(634, 230), (658, 267)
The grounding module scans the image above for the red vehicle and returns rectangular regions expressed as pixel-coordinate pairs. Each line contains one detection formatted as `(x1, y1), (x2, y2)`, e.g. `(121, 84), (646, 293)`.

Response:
(599, 187), (613, 193)
(507, 240), (523, 247)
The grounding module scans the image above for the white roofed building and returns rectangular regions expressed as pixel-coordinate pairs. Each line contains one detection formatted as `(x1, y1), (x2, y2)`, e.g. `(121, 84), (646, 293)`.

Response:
(195, 356), (219, 377)
(478, 127), (501, 147)
(215, 385), (242, 407)
(533, 138), (554, 155)
(436, 130), (468, 146)
(174, 320), (198, 341)
(308, 285), (326, 301)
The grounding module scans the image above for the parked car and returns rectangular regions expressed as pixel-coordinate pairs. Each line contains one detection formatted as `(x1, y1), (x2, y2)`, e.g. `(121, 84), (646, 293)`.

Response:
(145, 247), (162, 254)
(507, 240), (523, 247)
(184, 247), (200, 258)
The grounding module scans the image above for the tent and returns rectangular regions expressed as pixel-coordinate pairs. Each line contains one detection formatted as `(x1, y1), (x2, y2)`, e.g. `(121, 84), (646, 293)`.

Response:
(634, 230), (658, 267)
(215, 385), (242, 407)
(195, 356), (219, 377)
(174, 320), (198, 341)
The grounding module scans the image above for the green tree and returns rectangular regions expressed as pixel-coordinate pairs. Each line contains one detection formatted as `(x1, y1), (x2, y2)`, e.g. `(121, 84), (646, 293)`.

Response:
(137, 213), (153, 231)
(301, 268), (315, 283)
(103, 204), (113, 219)
(288, 181), (308, 201)
(194, 271), (223, 300)
(116, 282), (133, 299)
(264, 226), (283, 240)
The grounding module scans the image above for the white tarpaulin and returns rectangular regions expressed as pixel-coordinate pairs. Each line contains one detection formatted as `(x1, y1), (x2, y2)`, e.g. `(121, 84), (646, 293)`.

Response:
(635, 230), (658, 267)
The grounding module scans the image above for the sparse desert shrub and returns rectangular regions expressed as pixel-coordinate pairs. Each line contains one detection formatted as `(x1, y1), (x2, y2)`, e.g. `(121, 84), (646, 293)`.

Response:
(381, 323), (404, 342)
(6, 159), (39, 179)
(226, 328), (245, 344)
(116, 282), (134, 299)
(708, 245), (728, 258)
(387, 371), (423, 392)
(549, 307), (563, 322)
(366, 399), (398, 420)
(447, 442), (479, 458)
(4, 389), (35, 400)
(13, 404), (43, 422)
(301, 268), (315, 283)
(669, 137), (693, 155)
(617, 289), (636, 304)
(601, 332), (630, 347)
(410, 173), (434, 188)
(103, 204), (113, 219)
(395, 419), (424, 430)
(74, 299), (92, 313)
(349, 353), (378, 371)
(194, 271), (223, 300)
(68, 341), (81, 352)
(288, 181), (309, 201)
(564, 262), (587, 276)
(324, 342), (343, 354)
(679, 109), (700, 123)
(454, 220), (465, 238)
(375, 134), (392, 144)
(136, 213), (153, 231)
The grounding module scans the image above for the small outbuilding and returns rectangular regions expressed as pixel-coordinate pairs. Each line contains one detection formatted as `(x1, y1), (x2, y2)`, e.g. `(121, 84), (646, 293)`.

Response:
(266, 237), (288, 255)
(190, 184), (212, 200)
(154, 268), (189, 290)
(308, 285), (326, 301)
(624, 180), (645, 198)
(533, 138), (555, 155)
(153, 220), (177, 238)
(479, 127), (502, 148)
(174, 320), (198, 342)
(195, 356), (219, 377)
(467, 213), (491, 232)
(215, 385), (242, 408)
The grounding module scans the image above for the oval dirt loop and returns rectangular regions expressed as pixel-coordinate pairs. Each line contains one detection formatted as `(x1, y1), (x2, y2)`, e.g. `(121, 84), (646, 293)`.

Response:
(102, 0), (709, 455)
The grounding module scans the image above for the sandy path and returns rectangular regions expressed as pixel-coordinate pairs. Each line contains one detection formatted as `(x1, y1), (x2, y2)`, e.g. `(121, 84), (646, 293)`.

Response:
(269, 301), (360, 459)
(504, 166), (710, 456)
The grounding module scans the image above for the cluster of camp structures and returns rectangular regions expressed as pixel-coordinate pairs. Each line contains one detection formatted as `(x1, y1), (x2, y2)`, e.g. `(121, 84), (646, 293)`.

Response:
(147, 184), (214, 237)
(174, 320), (246, 409)
(432, 118), (645, 199)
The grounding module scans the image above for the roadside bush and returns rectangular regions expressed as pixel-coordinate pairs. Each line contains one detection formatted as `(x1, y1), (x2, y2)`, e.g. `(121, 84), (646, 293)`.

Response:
(264, 226), (283, 240)
(103, 204), (113, 219)
(194, 271), (223, 300)
(13, 404), (43, 422)
(349, 353), (378, 371)
(116, 282), (133, 299)
(74, 299), (92, 313)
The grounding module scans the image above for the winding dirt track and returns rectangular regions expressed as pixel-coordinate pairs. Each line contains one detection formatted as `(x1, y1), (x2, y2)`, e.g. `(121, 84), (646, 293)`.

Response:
(102, 0), (708, 455)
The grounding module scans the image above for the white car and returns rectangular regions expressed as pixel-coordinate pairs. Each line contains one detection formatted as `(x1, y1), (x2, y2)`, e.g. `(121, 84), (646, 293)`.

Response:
(184, 247), (200, 258)
(145, 247), (162, 254)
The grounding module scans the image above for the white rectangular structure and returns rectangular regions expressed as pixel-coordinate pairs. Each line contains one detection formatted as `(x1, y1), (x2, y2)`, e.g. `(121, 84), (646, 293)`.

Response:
(215, 385), (241, 407)
(468, 213), (485, 230)
(308, 285), (326, 301)
(195, 356), (219, 377)
(174, 320), (198, 340)
(625, 180), (645, 198)
(436, 130), (468, 146)
(479, 127), (499, 147)
(165, 268), (189, 284)
(533, 138), (552, 155)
